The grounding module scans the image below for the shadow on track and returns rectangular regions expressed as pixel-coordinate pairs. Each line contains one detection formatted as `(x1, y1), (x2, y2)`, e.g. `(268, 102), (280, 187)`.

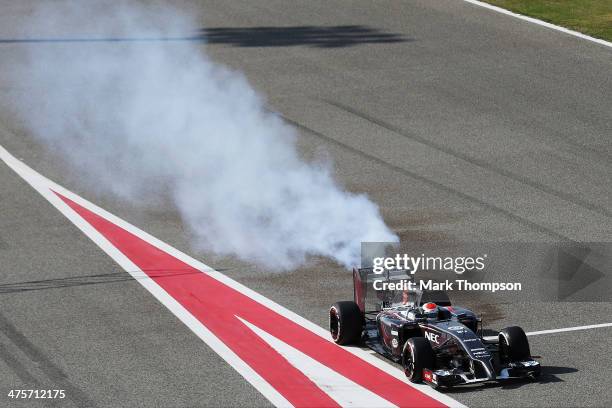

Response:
(0, 25), (409, 48)
(200, 25), (409, 47)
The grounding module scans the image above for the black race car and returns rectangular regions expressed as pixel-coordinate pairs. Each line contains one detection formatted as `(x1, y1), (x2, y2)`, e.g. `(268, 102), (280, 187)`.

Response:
(329, 268), (540, 388)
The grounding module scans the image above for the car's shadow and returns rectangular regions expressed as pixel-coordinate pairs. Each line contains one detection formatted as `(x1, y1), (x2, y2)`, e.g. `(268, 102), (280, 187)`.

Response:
(0, 25), (410, 48)
(442, 365), (578, 393)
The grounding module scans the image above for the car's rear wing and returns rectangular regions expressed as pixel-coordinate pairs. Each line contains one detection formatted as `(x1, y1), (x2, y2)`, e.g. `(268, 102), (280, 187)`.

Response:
(353, 267), (419, 313)
(353, 267), (367, 313)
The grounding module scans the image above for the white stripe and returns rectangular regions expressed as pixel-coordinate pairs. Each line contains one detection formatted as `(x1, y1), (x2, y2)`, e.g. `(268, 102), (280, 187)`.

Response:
(238, 317), (397, 408)
(527, 322), (612, 336)
(483, 322), (612, 341)
(462, 0), (612, 49)
(0, 143), (465, 408)
(0, 144), (293, 408)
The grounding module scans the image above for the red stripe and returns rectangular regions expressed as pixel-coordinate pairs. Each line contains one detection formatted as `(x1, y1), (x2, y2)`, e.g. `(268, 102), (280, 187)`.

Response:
(55, 191), (447, 408)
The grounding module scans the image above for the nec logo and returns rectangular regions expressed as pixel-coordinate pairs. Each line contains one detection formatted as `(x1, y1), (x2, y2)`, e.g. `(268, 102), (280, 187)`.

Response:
(424, 331), (440, 344)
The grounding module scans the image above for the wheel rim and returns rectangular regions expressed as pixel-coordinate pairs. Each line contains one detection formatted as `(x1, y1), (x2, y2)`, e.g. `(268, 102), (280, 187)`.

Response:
(404, 350), (414, 377)
(329, 308), (339, 340)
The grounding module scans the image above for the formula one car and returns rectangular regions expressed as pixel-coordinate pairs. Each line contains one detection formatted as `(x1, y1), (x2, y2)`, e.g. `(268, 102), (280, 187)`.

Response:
(329, 268), (540, 388)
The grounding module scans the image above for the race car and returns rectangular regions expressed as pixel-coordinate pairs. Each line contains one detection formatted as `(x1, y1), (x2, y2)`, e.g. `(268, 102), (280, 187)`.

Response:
(329, 268), (540, 388)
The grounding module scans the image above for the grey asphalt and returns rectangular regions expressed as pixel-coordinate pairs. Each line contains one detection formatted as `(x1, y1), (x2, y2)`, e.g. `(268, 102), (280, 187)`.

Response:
(0, 1), (611, 407)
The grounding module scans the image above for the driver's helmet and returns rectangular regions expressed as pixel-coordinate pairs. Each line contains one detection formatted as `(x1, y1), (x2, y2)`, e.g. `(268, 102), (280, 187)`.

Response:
(422, 302), (438, 318)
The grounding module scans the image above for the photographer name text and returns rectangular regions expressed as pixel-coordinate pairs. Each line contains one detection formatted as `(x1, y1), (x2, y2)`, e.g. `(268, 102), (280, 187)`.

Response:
(373, 279), (522, 293)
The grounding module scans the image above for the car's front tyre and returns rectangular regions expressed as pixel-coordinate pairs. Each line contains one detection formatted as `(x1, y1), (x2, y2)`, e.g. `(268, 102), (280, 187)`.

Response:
(329, 301), (363, 345)
(499, 326), (531, 362)
(402, 337), (434, 382)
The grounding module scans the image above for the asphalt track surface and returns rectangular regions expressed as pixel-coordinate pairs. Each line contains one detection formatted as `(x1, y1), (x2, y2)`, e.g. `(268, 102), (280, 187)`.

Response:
(0, 1), (611, 407)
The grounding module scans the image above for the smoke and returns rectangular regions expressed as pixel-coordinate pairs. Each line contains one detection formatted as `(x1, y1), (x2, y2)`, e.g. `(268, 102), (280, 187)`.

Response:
(5, 1), (397, 270)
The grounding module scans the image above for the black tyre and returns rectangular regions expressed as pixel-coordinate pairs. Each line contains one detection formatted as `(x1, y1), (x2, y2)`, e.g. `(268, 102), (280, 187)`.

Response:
(402, 337), (435, 382)
(329, 301), (363, 345)
(499, 326), (531, 362)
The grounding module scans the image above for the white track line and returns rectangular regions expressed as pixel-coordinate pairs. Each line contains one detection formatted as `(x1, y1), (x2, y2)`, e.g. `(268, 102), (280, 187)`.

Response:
(0, 143), (466, 408)
(483, 322), (612, 341)
(462, 0), (612, 49)
(0, 144), (293, 408)
(526, 322), (612, 336)
(238, 317), (397, 408)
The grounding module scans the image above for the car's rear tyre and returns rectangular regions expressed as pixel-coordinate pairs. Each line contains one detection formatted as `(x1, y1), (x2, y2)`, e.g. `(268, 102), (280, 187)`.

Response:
(499, 326), (531, 362)
(329, 301), (363, 345)
(402, 337), (434, 382)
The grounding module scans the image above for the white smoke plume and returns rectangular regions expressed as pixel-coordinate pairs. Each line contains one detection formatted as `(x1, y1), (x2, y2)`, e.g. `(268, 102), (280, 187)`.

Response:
(5, 1), (397, 270)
